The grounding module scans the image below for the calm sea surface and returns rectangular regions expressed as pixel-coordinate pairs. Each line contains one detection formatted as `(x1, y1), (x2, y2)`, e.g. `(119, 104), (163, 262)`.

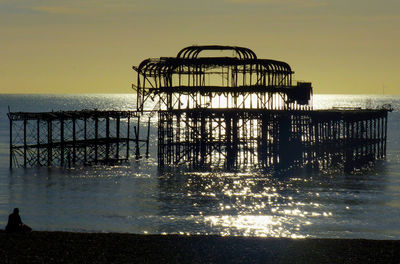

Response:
(0, 94), (399, 239)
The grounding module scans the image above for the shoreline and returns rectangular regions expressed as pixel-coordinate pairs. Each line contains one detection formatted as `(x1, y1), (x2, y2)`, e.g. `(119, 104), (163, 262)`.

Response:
(1, 231), (399, 263)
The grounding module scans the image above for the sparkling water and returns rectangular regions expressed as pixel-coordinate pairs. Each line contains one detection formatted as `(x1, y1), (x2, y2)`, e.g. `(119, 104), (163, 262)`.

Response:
(0, 94), (399, 239)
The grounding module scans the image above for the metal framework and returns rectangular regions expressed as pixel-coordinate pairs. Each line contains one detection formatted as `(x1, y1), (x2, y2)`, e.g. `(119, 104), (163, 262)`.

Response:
(133, 45), (312, 112)
(133, 45), (389, 172)
(8, 110), (151, 168)
(7, 45), (390, 172)
(157, 109), (388, 172)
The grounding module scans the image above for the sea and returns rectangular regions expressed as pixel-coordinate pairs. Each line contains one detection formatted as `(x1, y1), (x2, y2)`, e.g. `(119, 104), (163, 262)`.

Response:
(0, 94), (399, 239)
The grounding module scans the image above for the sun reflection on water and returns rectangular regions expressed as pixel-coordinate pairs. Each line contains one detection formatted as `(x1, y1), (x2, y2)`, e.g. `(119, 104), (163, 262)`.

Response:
(158, 170), (336, 238)
(204, 215), (309, 238)
(205, 215), (282, 237)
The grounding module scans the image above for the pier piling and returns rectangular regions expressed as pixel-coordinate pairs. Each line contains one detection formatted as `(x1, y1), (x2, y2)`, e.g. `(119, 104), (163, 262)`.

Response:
(8, 110), (152, 168)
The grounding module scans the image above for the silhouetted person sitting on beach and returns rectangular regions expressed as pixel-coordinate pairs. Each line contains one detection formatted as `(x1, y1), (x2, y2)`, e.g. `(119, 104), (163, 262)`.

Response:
(5, 208), (31, 233)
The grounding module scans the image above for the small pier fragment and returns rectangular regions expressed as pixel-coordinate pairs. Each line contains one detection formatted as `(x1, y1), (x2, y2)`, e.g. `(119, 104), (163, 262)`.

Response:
(8, 110), (151, 168)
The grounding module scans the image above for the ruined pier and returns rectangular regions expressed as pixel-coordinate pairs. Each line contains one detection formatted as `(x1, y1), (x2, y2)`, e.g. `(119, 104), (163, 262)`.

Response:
(157, 108), (388, 171)
(8, 110), (151, 168)
(8, 45), (391, 172)
(134, 45), (390, 172)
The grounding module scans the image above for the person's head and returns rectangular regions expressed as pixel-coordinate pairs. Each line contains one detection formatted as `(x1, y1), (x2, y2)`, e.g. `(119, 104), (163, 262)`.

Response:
(13, 208), (19, 214)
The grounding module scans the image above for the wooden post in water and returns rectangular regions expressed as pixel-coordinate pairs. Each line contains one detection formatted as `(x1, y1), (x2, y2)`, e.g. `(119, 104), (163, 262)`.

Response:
(84, 117), (87, 164)
(225, 115), (233, 169)
(95, 117), (98, 163)
(200, 114), (206, 166)
(9, 117), (12, 169)
(384, 114), (388, 156)
(377, 117), (381, 158)
(157, 113), (164, 167)
(72, 118), (76, 165)
(381, 116), (385, 158)
(278, 113), (291, 169)
(23, 118), (27, 168)
(60, 119), (64, 166)
(126, 116), (130, 160)
(47, 119), (52, 167)
(146, 116), (150, 158)
(37, 119), (40, 166)
(106, 116), (110, 161)
(232, 114), (238, 167)
(134, 116), (141, 159)
(116, 116), (120, 160)
(259, 114), (268, 167)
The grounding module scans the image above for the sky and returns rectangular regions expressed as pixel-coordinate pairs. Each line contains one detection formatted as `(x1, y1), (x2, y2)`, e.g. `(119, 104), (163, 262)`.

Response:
(1, 0), (399, 94)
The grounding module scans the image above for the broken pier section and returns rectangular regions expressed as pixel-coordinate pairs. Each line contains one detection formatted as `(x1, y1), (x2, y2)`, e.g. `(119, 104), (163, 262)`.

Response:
(8, 110), (151, 168)
(158, 108), (388, 171)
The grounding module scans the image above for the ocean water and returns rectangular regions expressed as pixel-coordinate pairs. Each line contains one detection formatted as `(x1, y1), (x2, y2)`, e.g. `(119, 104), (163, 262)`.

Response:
(0, 94), (399, 239)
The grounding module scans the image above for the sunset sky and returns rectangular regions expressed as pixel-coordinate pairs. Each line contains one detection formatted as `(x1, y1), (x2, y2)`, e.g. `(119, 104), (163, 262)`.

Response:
(1, 0), (399, 94)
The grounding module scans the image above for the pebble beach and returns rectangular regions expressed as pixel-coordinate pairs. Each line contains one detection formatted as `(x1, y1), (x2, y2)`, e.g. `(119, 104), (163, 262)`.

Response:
(1, 231), (399, 263)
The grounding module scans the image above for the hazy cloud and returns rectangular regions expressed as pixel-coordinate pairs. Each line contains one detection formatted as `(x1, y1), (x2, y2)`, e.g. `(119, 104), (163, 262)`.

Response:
(30, 6), (87, 15)
(225, 0), (327, 7)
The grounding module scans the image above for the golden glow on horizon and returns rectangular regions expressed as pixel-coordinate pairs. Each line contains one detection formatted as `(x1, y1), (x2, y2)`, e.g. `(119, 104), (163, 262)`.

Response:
(1, 0), (399, 94)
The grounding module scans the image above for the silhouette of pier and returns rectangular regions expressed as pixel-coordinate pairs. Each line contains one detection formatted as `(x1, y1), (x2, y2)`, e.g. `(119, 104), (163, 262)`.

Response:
(8, 110), (151, 168)
(8, 45), (391, 172)
(159, 108), (388, 171)
(134, 45), (390, 172)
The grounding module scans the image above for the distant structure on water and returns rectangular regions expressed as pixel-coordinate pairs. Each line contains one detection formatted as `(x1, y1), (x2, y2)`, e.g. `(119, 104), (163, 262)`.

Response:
(7, 110), (150, 168)
(133, 45), (389, 172)
(8, 45), (391, 173)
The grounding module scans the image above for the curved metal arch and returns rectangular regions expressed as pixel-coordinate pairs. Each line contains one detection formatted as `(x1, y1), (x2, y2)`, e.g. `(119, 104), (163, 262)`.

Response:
(136, 58), (166, 76)
(136, 59), (157, 74)
(177, 45), (257, 60)
(136, 58), (293, 79)
(258, 59), (292, 73)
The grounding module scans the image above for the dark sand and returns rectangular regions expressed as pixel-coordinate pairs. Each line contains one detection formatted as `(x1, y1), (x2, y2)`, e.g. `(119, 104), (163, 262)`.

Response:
(0, 231), (399, 263)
